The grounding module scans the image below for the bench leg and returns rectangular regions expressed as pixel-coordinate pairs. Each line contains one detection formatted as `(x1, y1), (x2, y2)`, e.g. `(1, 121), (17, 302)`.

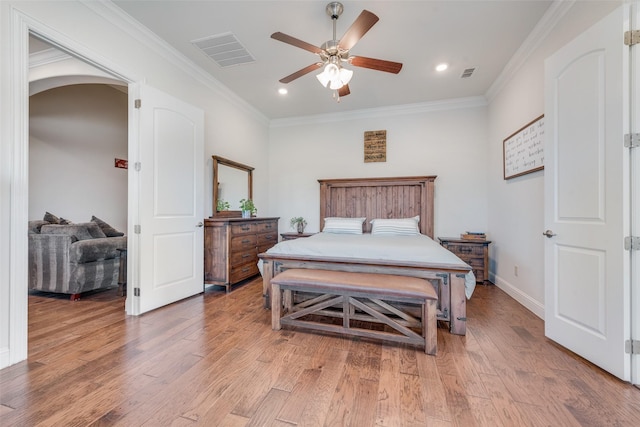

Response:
(271, 283), (282, 330)
(423, 299), (437, 355)
(283, 288), (292, 312)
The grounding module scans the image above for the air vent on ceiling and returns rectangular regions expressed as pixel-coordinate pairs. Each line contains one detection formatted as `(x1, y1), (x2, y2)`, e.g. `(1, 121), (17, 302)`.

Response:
(460, 67), (476, 78)
(192, 32), (255, 68)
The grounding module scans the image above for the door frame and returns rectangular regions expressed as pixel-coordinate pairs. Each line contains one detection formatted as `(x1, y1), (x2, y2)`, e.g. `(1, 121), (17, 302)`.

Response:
(6, 8), (141, 365)
(632, 1), (640, 387)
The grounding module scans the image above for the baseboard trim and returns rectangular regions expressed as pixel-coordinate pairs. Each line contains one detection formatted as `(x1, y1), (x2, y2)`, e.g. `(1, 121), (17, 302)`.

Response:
(490, 274), (544, 320)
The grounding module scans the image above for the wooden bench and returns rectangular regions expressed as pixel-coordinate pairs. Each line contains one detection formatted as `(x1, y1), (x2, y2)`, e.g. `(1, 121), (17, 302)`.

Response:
(270, 269), (438, 355)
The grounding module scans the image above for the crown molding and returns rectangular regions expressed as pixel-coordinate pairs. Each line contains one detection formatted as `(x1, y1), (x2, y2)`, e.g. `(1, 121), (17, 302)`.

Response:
(29, 47), (70, 68)
(485, 0), (575, 103)
(269, 96), (487, 128)
(82, 0), (269, 127)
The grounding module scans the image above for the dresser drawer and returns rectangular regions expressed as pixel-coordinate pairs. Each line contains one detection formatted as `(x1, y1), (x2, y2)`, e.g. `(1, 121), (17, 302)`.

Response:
(258, 231), (278, 247)
(230, 234), (257, 251)
(230, 222), (254, 235)
(230, 261), (259, 283)
(230, 248), (258, 266)
(445, 244), (485, 258)
(255, 221), (277, 233)
(465, 257), (484, 269)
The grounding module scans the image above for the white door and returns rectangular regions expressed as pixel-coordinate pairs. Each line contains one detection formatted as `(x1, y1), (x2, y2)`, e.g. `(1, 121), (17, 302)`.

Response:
(631, 2), (640, 387)
(544, 6), (631, 380)
(131, 84), (205, 314)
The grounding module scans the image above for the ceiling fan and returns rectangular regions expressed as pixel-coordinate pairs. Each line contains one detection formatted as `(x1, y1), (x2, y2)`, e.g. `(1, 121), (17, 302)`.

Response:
(271, 1), (403, 100)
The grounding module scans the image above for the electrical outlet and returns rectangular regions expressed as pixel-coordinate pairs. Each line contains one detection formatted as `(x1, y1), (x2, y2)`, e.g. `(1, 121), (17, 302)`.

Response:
(514, 265), (519, 277)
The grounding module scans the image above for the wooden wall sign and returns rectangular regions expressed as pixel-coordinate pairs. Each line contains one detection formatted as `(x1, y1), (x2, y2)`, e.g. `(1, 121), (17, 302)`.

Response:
(503, 115), (544, 179)
(114, 158), (128, 169)
(364, 130), (387, 163)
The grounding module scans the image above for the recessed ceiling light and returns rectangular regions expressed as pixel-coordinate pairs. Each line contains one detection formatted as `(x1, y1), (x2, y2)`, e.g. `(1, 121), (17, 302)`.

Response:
(435, 63), (448, 72)
(278, 88), (288, 95)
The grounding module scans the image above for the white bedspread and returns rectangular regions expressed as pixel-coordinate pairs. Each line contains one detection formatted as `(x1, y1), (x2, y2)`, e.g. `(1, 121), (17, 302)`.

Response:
(259, 232), (476, 298)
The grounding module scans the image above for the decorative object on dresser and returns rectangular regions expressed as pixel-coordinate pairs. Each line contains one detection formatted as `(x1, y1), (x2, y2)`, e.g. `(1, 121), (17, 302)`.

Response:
(460, 231), (486, 240)
(438, 237), (492, 284)
(204, 217), (279, 293)
(239, 198), (257, 218)
(280, 232), (315, 241)
(289, 216), (307, 234)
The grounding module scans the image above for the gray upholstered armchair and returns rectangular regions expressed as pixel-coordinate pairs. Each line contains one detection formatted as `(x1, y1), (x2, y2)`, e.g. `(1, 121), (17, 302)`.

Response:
(28, 220), (127, 300)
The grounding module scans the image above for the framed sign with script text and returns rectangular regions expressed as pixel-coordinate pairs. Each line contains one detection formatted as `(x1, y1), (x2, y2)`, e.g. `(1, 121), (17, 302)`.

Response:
(364, 130), (387, 163)
(503, 115), (544, 180)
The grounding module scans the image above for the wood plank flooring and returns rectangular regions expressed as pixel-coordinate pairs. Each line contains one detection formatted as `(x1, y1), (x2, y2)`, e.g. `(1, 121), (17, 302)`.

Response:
(1, 278), (639, 426)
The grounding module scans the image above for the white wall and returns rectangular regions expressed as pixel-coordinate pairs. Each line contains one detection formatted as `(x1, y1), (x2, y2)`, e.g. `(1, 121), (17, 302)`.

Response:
(0, 0), (270, 368)
(29, 84), (128, 232)
(486, 1), (619, 316)
(269, 101), (489, 237)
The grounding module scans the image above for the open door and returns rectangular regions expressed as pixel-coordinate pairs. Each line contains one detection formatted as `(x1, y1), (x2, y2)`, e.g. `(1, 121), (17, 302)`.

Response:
(631, 2), (640, 387)
(129, 84), (205, 314)
(544, 5), (632, 380)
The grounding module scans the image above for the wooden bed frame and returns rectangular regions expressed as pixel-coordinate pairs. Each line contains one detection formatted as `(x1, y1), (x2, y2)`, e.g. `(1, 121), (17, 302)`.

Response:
(259, 176), (471, 335)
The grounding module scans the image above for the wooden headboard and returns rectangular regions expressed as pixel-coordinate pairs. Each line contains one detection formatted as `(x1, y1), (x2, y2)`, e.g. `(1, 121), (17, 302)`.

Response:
(318, 176), (436, 238)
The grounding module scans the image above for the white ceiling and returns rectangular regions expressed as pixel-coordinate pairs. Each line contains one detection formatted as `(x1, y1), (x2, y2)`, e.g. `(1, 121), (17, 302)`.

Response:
(109, 1), (555, 120)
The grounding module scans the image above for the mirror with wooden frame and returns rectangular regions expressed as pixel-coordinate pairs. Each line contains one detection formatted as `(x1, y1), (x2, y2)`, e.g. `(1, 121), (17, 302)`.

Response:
(211, 155), (254, 218)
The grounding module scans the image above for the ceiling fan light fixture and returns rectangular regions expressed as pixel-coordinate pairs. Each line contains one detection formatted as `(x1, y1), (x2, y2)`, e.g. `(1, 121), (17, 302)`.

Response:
(328, 78), (343, 90)
(317, 62), (352, 90)
(325, 62), (340, 79)
(340, 67), (353, 84)
(316, 68), (331, 88)
(316, 62), (341, 88)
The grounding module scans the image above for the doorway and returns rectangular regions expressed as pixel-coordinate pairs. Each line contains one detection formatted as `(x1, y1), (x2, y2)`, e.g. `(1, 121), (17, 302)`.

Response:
(28, 36), (129, 307)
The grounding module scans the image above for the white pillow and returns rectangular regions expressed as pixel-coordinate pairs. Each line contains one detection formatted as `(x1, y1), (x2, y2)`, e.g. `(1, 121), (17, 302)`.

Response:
(322, 217), (366, 234)
(370, 216), (420, 235)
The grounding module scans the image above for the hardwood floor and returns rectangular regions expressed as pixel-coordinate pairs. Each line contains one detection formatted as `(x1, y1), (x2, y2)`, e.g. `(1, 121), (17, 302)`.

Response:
(1, 279), (639, 426)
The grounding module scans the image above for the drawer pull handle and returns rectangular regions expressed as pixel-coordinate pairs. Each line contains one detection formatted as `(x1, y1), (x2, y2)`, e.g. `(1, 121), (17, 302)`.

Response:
(241, 226), (250, 231)
(460, 248), (472, 253)
(242, 268), (250, 273)
(242, 254), (251, 258)
(242, 239), (251, 244)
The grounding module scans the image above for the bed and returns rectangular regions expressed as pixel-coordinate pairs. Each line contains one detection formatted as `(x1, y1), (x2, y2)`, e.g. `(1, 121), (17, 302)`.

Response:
(258, 176), (474, 335)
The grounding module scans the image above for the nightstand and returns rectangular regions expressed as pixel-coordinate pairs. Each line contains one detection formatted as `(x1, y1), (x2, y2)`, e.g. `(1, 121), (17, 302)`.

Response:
(438, 237), (492, 283)
(280, 232), (315, 241)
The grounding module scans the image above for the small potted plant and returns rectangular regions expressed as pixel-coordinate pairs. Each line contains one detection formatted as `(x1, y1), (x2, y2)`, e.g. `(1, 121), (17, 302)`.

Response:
(239, 198), (257, 218)
(290, 216), (307, 234)
(216, 199), (230, 212)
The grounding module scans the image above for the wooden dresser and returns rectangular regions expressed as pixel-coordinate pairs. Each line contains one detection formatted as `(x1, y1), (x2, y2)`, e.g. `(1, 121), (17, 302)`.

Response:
(438, 237), (492, 283)
(204, 217), (279, 292)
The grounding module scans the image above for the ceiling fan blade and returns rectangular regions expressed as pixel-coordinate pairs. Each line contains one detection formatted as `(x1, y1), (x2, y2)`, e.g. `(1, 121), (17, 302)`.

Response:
(338, 84), (351, 97)
(279, 63), (323, 84)
(271, 32), (323, 54)
(339, 10), (379, 51)
(350, 56), (403, 74)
